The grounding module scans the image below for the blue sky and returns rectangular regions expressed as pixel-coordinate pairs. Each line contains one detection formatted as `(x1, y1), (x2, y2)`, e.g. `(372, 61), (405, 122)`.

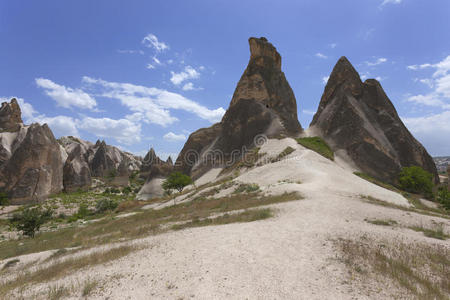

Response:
(1, 0), (449, 158)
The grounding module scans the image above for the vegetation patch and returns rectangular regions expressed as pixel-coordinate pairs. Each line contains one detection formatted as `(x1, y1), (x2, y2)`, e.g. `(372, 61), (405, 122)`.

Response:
(271, 146), (295, 163)
(0, 245), (140, 297)
(0, 192), (302, 260)
(172, 208), (274, 230)
(336, 237), (450, 299)
(233, 183), (260, 194)
(398, 166), (434, 199)
(296, 137), (334, 160)
(365, 218), (397, 226)
(409, 224), (448, 240)
(81, 277), (99, 297)
(220, 147), (266, 175)
(353, 172), (398, 192)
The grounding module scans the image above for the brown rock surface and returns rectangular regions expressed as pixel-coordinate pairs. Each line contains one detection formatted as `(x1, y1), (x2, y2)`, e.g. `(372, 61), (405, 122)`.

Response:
(1, 123), (63, 204)
(0, 98), (23, 132)
(310, 57), (439, 185)
(175, 37), (302, 178)
(63, 144), (91, 192)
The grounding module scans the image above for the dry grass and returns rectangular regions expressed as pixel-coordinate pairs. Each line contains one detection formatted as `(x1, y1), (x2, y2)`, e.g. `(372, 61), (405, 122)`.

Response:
(0, 244), (140, 297)
(409, 224), (449, 240)
(336, 237), (450, 299)
(365, 218), (397, 226)
(271, 146), (295, 163)
(47, 283), (70, 300)
(360, 195), (450, 220)
(0, 190), (302, 260)
(81, 277), (99, 297)
(172, 208), (274, 230)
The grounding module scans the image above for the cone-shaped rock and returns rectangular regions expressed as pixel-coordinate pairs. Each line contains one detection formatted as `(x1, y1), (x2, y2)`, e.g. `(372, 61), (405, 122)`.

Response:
(175, 37), (302, 178)
(310, 57), (438, 185)
(63, 144), (91, 192)
(0, 98), (23, 132)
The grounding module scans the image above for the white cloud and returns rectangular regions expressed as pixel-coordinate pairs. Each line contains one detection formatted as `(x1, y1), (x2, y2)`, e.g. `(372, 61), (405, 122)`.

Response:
(142, 33), (169, 52)
(381, 0), (402, 6)
(406, 55), (450, 109)
(170, 66), (200, 85)
(182, 82), (194, 91)
(402, 111), (450, 155)
(82, 76), (225, 125)
(302, 109), (316, 115)
(366, 57), (387, 66)
(146, 64), (155, 69)
(163, 132), (186, 142)
(152, 56), (162, 65)
(329, 43), (337, 49)
(322, 76), (330, 84)
(315, 53), (327, 59)
(35, 78), (97, 110)
(35, 115), (79, 137)
(78, 117), (141, 145)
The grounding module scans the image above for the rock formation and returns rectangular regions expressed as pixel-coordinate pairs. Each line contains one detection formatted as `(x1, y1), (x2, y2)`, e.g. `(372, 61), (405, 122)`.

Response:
(137, 148), (174, 200)
(0, 100), (64, 204)
(310, 57), (439, 185)
(0, 98), (23, 132)
(63, 144), (91, 192)
(175, 37), (303, 178)
(59, 136), (142, 190)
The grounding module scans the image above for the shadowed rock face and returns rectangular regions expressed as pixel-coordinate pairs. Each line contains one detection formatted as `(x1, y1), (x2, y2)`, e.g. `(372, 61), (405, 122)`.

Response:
(0, 98), (23, 132)
(1, 123), (63, 204)
(175, 37), (302, 178)
(310, 57), (439, 185)
(63, 144), (91, 192)
(140, 148), (174, 181)
(59, 136), (142, 189)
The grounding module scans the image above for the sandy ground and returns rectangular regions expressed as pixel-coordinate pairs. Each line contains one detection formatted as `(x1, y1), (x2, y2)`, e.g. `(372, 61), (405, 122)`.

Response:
(3, 138), (449, 299)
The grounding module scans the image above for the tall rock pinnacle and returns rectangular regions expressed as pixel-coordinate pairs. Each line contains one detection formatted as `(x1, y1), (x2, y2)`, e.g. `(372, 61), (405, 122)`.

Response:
(0, 98), (23, 132)
(175, 37), (303, 178)
(310, 57), (438, 185)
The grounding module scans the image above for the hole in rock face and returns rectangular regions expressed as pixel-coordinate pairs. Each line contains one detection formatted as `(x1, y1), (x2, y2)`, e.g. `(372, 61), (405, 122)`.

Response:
(266, 104), (270, 108)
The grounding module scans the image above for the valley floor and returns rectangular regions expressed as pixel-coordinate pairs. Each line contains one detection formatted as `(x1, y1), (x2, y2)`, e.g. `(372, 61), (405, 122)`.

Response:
(1, 138), (449, 299)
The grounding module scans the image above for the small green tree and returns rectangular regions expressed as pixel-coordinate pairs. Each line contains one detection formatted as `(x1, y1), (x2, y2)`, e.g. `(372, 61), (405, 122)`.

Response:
(9, 207), (53, 237)
(0, 192), (9, 210)
(398, 166), (434, 199)
(162, 172), (192, 203)
(436, 186), (450, 210)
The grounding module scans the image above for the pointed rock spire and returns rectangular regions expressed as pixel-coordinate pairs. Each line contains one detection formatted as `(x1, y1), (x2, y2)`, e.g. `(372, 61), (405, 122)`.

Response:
(310, 56), (438, 185)
(0, 98), (23, 132)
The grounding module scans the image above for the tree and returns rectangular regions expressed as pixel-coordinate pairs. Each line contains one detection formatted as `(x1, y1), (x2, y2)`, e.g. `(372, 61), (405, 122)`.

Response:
(398, 166), (434, 199)
(9, 207), (53, 238)
(437, 186), (450, 210)
(0, 192), (9, 210)
(162, 172), (192, 202)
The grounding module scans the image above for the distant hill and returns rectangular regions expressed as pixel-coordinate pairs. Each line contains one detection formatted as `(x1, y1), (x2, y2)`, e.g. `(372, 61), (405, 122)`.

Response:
(433, 156), (450, 173)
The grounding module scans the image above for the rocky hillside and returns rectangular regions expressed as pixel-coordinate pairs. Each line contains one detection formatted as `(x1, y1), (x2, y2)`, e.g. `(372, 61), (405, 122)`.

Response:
(0, 98), (142, 203)
(310, 57), (438, 185)
(0, 99), (64, 204)
(59, 136), (142, 192)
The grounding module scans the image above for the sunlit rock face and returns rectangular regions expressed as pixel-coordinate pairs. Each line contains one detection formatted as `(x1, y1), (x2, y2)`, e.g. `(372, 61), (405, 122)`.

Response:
(310, 57), (438, 185)
(175, 37), (303, 179)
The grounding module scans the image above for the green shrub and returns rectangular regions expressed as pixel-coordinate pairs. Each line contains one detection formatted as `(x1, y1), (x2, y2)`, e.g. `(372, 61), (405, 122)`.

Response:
(95, 199), (118, 213)
(9, 207), (53, 237)
(162, 172), (192, 193)
(296, 137), (334, 160)
(398, 166), (434, 199)
(233, 183), (260, 194)
(437, 186), (450, 210)
(122, 186), (132, 195)
(0, 192), (9, 207)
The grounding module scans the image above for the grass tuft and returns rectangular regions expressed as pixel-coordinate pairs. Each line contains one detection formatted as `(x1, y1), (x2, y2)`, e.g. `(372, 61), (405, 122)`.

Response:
(336, 237), (450, 299)
(365, 218), (397, 226)
(47, 284), (70, 300)
(271, 146), (295, 163)
(81, 277), (99, 297)
(296, 137), (334, 160)
(409, 224), (448, 240)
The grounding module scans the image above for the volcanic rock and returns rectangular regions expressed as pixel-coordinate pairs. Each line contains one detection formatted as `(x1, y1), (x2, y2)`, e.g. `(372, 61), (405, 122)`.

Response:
(0, 98), (23, 132)
(310, 57), (439, 185)
(175, 37), (302, 178)
(0, 122), (63, 204)
(63, 144), (91, 192)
